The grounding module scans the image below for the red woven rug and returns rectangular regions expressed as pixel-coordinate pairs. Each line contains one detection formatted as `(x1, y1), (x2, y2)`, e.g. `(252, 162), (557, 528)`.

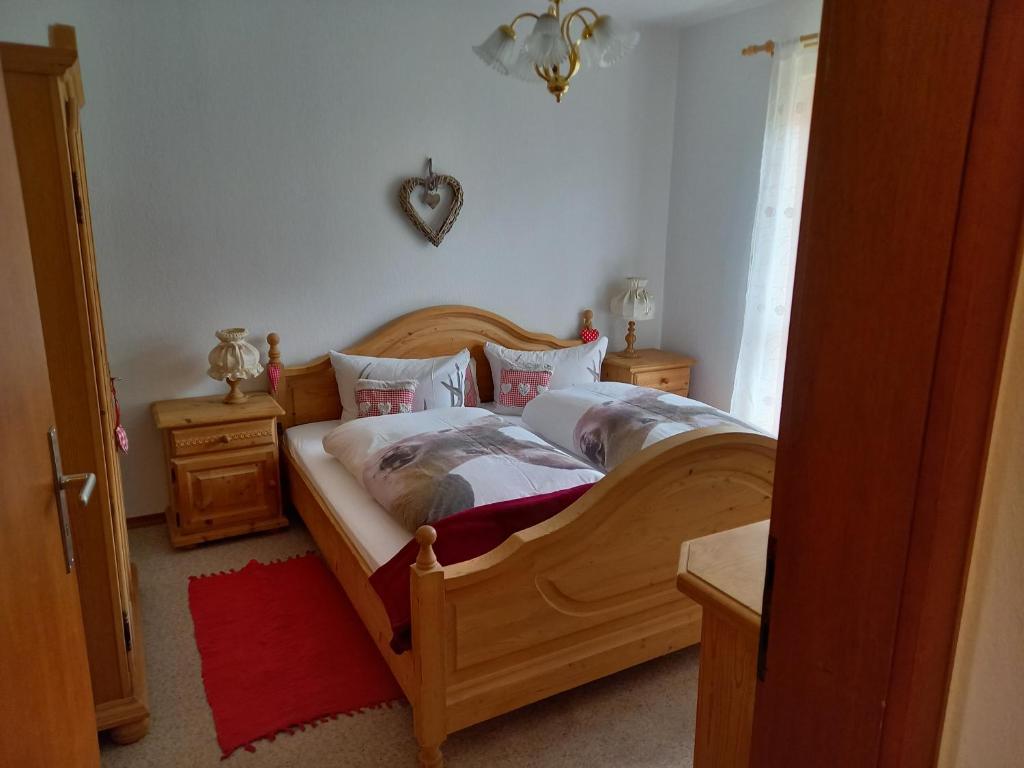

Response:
(188, 553), (404, 757)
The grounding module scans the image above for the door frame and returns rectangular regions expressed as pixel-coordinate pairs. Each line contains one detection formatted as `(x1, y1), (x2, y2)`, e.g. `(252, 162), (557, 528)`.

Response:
(750, 0), (1024, 765)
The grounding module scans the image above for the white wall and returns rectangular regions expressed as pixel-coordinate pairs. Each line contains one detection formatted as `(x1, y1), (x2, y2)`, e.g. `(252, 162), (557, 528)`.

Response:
(939, 266), (1024, 768)
(660, 0), (821, 409)
(1, 1), (679, 517)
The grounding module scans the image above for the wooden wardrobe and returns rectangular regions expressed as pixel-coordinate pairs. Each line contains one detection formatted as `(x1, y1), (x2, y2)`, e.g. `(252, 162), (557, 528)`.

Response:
(1, 26), (149, 743)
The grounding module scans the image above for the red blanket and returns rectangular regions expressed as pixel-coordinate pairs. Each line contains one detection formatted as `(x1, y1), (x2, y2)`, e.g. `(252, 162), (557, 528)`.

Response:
(369, 483), (594, 653)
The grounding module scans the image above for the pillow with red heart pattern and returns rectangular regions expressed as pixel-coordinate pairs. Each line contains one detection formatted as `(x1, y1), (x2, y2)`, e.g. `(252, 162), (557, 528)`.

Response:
(497, 366), (553, 413)
(354, 378), (417, 418)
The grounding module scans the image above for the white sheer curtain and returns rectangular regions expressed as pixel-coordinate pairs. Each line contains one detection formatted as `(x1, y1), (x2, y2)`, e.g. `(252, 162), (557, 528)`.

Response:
(731, 41), (817, 435)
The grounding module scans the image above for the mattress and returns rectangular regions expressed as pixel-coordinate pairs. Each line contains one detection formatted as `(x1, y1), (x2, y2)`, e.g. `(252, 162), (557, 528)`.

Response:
(285, 420), (410, 570)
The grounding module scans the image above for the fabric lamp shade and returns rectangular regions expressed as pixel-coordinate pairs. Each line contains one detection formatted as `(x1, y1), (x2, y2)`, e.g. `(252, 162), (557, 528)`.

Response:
(511, 48), (542, 82)
(207, 328), (264, 403)
(610, 277), (656, 322)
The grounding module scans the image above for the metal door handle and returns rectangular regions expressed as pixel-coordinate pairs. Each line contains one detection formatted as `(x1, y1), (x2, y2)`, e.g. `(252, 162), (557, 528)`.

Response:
(47, 427), (96, 573)
(61, 472), (96, 506)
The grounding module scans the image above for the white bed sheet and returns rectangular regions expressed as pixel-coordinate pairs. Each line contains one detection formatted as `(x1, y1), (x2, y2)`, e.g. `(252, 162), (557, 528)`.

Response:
(285, 420), (411, 570)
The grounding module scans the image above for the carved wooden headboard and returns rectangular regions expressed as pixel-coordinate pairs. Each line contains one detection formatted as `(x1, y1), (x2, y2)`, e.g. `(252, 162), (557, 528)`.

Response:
(267, 305), (593, 427)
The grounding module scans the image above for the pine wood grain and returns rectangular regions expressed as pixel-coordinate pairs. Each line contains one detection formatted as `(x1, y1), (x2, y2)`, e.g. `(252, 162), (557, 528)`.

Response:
(0, 63), (99, 768)
(602, 348), (695, 396)
(677, 522), (768, 768)
(273, 306), (775, 767)
(153, 396), (287, 548)
(271, 306), (585, 426)
(2, 28), (148, 737)
(151, 393), (284, 430)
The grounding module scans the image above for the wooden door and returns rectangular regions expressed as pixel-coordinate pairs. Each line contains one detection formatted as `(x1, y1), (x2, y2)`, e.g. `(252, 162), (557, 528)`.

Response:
(0, 60), (100, 768)
(1, 29), (145, 729)
(173, 446), (280, 533)
(57, 25), (137, 654)
(750, 0), (1024, 765)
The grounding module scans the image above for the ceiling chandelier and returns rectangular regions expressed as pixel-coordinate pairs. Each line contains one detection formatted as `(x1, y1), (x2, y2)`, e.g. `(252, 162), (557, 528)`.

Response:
(473, 1), (640, 103)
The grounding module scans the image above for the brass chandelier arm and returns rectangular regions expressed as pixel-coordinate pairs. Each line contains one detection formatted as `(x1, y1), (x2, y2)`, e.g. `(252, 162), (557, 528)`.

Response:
(508, 11), (541, 34)
(562, 7), (601, 48)
(485, 1), (618, 102)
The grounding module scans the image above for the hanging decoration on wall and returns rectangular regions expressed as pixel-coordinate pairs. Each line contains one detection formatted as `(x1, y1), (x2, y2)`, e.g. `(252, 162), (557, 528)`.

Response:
(111, 378), (129, 454)
(398, 158), (464, 247)
(473, 0), (639, 103)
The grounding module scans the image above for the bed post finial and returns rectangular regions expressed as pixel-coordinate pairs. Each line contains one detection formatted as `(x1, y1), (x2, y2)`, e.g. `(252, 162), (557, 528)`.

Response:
(415, 526), (438, 569)
(582, 309), (593, 329)
(266, 332), (283, 395)
(410, 523), (445, 766)
(267, 332), (280, 364)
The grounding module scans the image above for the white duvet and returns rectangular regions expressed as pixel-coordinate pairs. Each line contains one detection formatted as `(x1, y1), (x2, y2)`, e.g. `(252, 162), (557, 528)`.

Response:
(322, 408), (603, 531)
(522, 382), (757, 471)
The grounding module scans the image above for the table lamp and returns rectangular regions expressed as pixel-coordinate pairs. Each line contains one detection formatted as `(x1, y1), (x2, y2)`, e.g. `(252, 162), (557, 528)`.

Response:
(207, 328), (264, 404)
(610, 277), (656, 357)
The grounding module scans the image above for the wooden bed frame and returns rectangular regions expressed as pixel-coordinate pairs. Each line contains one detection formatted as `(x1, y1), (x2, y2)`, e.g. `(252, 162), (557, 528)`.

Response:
(267, 305), (776, 767)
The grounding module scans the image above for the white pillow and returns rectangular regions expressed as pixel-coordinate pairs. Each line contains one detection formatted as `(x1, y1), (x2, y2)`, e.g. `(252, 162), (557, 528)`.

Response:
(329, 349), (471, 422)
(483, 337), (607, 395)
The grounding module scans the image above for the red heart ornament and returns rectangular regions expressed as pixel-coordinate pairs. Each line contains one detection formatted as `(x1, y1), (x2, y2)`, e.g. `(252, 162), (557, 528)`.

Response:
(580, 327), (600, 343)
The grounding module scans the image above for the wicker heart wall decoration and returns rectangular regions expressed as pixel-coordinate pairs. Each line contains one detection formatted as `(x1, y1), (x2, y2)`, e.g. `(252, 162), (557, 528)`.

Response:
(398, 158), (464, 247)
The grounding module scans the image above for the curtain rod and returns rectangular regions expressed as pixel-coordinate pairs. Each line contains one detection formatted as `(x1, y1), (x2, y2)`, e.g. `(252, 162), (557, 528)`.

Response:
(742, 33), (818, 57)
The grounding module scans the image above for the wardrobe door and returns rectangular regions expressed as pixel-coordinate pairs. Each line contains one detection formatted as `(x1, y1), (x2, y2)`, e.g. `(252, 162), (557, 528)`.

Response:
(63, 76), (146, 734)
(1, 27), (148, 741)
(0, 63), (101, 768)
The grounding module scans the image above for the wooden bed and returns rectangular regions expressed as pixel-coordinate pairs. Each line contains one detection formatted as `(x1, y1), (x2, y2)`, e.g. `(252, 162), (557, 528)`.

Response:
(267, 305), (776, 767)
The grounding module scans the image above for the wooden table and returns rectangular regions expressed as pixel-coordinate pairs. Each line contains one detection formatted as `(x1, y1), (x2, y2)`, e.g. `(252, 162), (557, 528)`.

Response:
(677, 521), (769, 768)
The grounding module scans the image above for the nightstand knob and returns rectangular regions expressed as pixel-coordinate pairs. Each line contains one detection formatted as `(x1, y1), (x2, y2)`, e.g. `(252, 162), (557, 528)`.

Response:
(219, 434), (231, 443)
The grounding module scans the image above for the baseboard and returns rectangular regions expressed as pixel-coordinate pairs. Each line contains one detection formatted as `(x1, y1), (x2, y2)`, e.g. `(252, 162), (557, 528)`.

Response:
(126, 512), (165, 529)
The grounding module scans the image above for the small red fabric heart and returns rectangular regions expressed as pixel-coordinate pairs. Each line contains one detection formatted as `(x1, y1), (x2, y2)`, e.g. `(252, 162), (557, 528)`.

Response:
(580, 327), (600, 343)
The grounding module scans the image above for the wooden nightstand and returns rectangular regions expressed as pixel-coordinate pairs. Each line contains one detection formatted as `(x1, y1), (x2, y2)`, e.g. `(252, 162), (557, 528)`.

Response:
(602, 349), (696, 397)
(151, 393), (288, 548)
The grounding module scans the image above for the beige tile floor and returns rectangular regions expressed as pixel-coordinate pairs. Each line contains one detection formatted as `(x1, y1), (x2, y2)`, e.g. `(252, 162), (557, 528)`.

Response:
(100, 523), (699, 768)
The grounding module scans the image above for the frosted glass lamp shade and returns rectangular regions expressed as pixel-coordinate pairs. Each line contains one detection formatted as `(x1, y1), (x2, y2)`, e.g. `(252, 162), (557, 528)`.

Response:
(473, 25), (518, 75)
(576, 33), (601, 71)
(511, 49), (542, 82)
(587, 15), (640, 68)
(207, 328), (264, 404)
(522, 12), (569, 69)
(610, 277), (656, 321)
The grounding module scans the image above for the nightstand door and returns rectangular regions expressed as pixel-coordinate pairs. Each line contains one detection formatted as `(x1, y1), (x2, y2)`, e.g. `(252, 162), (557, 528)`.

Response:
(171, 446), (280, 534)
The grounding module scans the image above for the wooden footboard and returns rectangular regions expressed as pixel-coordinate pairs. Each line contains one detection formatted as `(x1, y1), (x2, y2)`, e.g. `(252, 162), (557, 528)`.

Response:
(409, 427), (776, 762)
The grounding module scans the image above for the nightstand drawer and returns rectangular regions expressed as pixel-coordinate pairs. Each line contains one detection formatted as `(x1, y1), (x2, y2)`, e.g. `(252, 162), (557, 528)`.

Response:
(170, 418), (276, 457)
(634, 367), (691, 394)
(171, 446), (280, 534)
